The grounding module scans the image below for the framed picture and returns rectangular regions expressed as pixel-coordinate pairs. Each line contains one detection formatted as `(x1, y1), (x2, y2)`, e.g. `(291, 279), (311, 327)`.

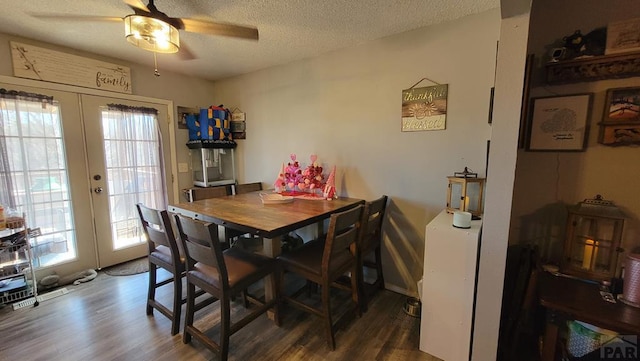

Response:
(526, 93), (593, 152)
(177, 106), (199, 129)
(605, 17), (640, 55)
(599, 87), (640, 146)
(488, 87), (495, 124)
(518, 54), (534, 149)
(599, 123), (640, 145)
(401, 84), (448, 132)
(602, 87), (640, 123)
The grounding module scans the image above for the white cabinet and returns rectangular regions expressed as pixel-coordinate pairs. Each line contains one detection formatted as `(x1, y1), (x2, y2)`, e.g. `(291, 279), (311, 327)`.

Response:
(420, 210), (482, 361)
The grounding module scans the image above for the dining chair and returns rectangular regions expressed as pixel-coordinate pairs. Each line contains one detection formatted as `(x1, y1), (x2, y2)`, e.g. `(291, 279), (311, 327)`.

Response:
(234, 181), (262, 195)
(136, 203), (185, 336)
(228, 182), (263, 249)
(174, 214), (281, 361)
(358, 195), (388, 312)
(182, 185), (230, 202)
(277, 204), (364, 350)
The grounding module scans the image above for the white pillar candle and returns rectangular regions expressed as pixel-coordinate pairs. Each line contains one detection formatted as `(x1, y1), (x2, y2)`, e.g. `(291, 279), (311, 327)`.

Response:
(453, 211), (472, 229)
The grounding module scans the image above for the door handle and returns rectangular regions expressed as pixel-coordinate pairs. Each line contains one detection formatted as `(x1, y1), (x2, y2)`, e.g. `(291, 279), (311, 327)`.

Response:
(94, 187), (103, 194)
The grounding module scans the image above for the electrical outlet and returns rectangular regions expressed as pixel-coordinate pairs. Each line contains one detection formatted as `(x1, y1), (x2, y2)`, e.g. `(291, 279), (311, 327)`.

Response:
(178, 162), (189, 173)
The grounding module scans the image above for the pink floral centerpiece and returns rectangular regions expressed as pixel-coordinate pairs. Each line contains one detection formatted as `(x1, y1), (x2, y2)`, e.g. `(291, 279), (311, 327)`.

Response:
(276, 154), (328, 198)
(299, 154), (324, 196)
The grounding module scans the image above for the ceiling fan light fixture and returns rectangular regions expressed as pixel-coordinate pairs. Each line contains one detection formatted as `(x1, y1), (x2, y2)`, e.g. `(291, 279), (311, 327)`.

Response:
(124, 14), (179, 53)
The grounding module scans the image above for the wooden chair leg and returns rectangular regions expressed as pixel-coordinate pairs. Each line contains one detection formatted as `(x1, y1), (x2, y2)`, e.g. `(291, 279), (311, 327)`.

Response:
(240, 291), (249, 309)
(273, 270), (281, 326)
(183, 281), (195, 344)
(357, 257), (368, 313)
(375, 246), (384, 289)
(171, 270), (182, 336)
(220, 298), (231, 361)
(306, 280), (318, 296)
(147, 262), (157, 315)
(322, 282), (336, 350)
(350, 267), (361, 317)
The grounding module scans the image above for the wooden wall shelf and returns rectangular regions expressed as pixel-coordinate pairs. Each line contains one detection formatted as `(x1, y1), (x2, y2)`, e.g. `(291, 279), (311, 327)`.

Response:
(546, 51), (640, 84)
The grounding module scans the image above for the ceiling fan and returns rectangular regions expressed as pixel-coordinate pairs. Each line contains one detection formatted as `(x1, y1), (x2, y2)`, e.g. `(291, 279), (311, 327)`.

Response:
(32, 0), (259, 61)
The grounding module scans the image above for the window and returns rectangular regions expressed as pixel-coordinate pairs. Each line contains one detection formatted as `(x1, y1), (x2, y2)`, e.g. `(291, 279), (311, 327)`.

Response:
(0, 90), (76, 268)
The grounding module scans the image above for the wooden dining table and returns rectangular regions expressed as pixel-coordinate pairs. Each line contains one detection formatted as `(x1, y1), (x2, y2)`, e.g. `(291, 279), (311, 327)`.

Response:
(168, 191), (364, 319)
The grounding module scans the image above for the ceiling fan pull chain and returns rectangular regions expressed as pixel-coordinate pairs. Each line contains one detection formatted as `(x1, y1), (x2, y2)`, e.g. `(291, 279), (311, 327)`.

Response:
(153, 52), (160, 77)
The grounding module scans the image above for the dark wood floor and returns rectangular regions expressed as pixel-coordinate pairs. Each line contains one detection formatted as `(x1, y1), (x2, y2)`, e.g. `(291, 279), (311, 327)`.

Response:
(0, 269), (440, 361)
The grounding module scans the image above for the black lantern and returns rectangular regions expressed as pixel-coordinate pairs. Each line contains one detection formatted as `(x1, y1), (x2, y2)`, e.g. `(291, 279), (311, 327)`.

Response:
(560, 195), (625, 282)
(446, 167), (485, 217)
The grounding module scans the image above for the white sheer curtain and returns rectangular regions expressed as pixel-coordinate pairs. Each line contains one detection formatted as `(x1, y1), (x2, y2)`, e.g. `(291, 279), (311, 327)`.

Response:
(0, 89), (75, 267)
(102, 104), (165, 248)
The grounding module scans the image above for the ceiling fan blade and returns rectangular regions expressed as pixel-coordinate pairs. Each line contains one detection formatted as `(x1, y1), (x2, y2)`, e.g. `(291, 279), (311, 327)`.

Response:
(178, 41), (197, 61)
(30, 14), (123, 23)
(123, 0), (150, 13)
(181, 19), (258, 40)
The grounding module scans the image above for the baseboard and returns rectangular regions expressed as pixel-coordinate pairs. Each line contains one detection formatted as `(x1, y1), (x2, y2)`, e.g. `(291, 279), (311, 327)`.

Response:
(385, 283), (419, 299)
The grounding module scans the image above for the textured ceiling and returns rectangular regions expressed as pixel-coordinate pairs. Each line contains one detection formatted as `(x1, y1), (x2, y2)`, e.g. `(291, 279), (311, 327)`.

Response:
(0, 0), (499, 81)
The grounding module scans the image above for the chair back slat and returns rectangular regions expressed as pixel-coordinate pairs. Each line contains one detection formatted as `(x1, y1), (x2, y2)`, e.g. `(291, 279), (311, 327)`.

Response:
(236, 182), (263, 194)
(174, 214), (227, 285)
(190, 186), (229, 201)
(332, 224), (360, 254)
(146, 226), (171, 248)
(324, 205), (364, 262)
(360, 195), (388, 251)
(136, 203), (179, 256)
(184, 239), (219, 269)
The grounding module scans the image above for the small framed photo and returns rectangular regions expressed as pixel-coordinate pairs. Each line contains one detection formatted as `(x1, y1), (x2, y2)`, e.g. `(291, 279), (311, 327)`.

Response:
(602, 87), (640, 123)
(599, 87), (640, 146)
(599, 123), (640, 145)
(526, 93), (593, 152)
(177, 106), (199, 130)
(605, 17), (640, 55)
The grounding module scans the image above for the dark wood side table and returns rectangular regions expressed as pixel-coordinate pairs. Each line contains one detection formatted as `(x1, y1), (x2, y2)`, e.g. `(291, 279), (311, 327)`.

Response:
(538, 272), (640, 361)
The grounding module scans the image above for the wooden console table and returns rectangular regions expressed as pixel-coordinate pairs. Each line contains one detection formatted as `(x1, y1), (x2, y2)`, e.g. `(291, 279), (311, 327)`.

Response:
(538, 272), (640, 361)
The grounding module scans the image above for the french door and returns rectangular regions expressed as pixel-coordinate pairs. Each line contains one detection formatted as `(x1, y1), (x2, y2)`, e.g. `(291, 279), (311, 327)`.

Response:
(0, 81), (173, 275)
(81, 95), (170, 268)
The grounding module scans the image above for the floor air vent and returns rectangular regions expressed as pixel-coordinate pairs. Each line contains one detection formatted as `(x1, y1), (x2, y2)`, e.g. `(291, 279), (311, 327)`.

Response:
(12, 288), (69, 310)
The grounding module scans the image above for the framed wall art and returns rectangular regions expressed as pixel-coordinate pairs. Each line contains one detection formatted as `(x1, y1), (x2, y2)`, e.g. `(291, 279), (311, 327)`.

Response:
(605, 17), (640, 55)
(177, 106), (199, 129)
(598, 86), (640, 145)
(526, 93), (593, 152)
(401, 83), (448, 132)
(602, 86), (640, 123)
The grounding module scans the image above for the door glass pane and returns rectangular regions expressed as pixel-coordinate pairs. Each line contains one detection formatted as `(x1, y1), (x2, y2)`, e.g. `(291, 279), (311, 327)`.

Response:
(101, 107), (164, 250)
(0, 97), (76, 268)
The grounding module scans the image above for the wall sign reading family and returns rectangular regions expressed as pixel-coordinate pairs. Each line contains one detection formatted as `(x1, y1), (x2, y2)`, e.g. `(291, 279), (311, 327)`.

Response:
(401, 84), (448, 132)
(10, 42), (132, 94)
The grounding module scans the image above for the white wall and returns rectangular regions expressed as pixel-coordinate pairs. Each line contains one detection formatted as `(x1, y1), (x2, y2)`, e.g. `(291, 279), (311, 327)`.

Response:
(0, 32), (217, 196)
(213, 9), (501, 295)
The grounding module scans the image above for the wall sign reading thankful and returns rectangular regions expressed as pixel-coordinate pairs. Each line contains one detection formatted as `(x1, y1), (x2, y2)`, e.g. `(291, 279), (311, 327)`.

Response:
(401, 84), (448, 132)
(10, 42), (132, 94)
